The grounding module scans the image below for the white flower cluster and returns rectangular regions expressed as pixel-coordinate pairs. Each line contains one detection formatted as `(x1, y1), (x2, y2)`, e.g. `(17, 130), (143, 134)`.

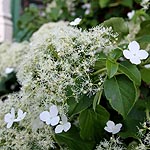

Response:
(96, 137), (125, 150)
(0, 21), (117, 149)
(0, 42), (29, 75)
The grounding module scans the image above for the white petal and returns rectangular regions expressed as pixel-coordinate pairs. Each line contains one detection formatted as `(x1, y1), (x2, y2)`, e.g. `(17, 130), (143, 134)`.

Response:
(128, 41), (140, 51)
(17, 109), (23, 116)
(138, 50), (149, 60)
(127, 10), (135, 19)
(112, 123), (122, 134)
(55, 125), (64, 134)
(104, 126), (113, 133)
(61, 115), (68, 124)
(50, 116), (60, 126)
(74, 18), (81, 24)
(39, 111), (50, 122)
(4, 114), (12, 123)
(7, 121), (13, 128)
(5, 67), (14, 74)
(11, 108), (15, 117)
(123, 50), (132, 59)
(63, 122), (71, 132)
(106, 120), (115, 128)
(130, 56), (141, 65)
(45, 118), (52, 125)
(14, 111), (26, 122)
(70, 18), (81, 26)
(50, 105), (58, 117)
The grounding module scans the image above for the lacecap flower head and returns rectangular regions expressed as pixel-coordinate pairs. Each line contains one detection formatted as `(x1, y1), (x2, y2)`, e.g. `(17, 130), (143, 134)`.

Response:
(123, 41), (149, 65)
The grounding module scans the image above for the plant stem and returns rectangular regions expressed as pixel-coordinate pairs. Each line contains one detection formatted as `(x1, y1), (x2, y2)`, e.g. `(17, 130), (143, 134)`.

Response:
(92, 68), (106, 76)
(146, 108), (150, 121)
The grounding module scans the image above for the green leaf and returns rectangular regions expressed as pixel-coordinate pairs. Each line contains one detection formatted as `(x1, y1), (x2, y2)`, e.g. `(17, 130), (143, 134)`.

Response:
(120, 0), (133, 8)
(136, 20), (150, 37)
(99, 0), (110, 8)
(104, 75), (137, 118)
(79, 105), (110, 140)
(140, 68), (150, 84)
(102, 17), (129, 41)
(120, 99), (145, 138)
(106, 59), (118, 78)
(108, 48), (122, 60)
(55, 126), (95, 150)
(119, 61), (141, 85)
(67, 94), (93, 116)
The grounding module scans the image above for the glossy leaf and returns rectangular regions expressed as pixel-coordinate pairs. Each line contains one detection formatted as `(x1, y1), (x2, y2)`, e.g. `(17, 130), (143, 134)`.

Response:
(79, 105), (110, 140)
(106, 59), (118, 78)
(119, 61), (141, 85)
(104, 75), (137, 118)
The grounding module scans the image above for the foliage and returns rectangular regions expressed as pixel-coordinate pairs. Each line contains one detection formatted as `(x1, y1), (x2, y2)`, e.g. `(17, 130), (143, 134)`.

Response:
(14, 0), (145, 42)
(0, 0), (150, 149)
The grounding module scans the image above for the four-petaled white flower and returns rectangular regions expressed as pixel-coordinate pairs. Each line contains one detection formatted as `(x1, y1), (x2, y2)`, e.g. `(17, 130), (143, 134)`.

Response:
(123, 41), (149, 65)
(40, 105), (60, 126)
(5, 67), (14, 74)
(4, 108), (15, 128)
(70, 18), (81, 26)
(14, 109), (27, 122)
(4, 108), (26, 128)
(127, 10), (135, 20)
(104, 120), (122, 134)
(55, 114), (71, 134)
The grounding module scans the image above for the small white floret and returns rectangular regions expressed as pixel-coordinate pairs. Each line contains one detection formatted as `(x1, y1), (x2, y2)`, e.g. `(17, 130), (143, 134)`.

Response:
(55, 114), (71, 134)
(123, 41), (149, 65)
(5, 67), (14, 74)
(70, 18), (82, 26)
(4, 108), (26, 128)
(104, 120), (122, 134)
(40, 105), (60, 126)
(127, 10), (135, 20)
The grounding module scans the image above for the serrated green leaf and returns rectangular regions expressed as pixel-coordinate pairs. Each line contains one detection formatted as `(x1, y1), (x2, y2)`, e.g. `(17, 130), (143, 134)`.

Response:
(119, 61), (141, 85)
(104, 75), (137, 118)
(79, 105), (110, 140)
(106, 59), (118, 78)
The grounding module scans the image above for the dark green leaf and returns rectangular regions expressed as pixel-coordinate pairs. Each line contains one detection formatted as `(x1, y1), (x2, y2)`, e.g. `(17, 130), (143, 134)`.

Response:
(104, 75), (137, 118)
(140, 68), (150, 84)
(99, 0), (110, 8)
(67, 94), (93, 116)
(120, 99), (145, 138)
(55, 126), (95, 150)
(119, 61), (141, 86)
(79, 105), (110, 140)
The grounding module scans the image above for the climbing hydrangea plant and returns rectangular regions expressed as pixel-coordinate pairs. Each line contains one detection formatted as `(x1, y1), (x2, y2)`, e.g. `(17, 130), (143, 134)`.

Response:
(0, 2), (150, 149)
